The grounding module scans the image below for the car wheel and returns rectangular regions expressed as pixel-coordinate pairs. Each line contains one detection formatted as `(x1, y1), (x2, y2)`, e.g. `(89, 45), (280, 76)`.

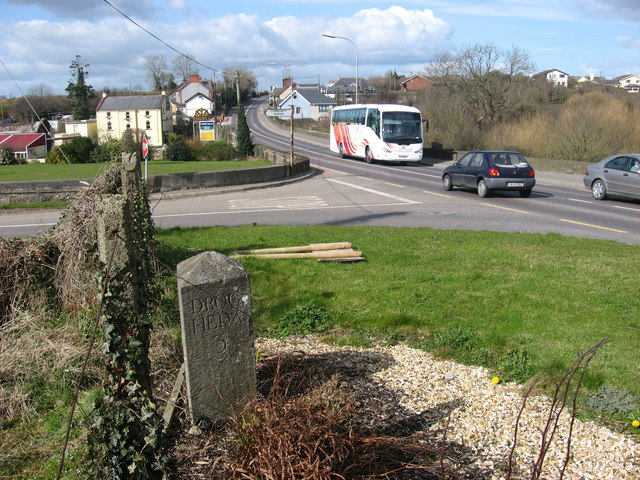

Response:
(519, 189), (532, 198)
(365, 147), (374, 164)
(477, 179), (490, 197)
(339, 143), (346, 158)
(442, 174), (453, 191)
(592, 179), (607, 200)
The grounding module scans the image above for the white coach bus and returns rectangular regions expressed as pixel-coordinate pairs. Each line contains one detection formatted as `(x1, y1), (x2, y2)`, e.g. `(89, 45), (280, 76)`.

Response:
(329, 104), (425, 164)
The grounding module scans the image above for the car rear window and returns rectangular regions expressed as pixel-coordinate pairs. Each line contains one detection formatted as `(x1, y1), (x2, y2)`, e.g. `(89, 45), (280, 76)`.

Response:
(491, 153), (528, 166)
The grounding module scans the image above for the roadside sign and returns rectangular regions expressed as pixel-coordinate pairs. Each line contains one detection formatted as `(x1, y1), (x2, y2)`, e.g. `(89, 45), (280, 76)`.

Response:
(199, 121), (216, 142)
(142, 135), (149, 159)
(265, 109), (290, 118)
(142, 135), (149, 181)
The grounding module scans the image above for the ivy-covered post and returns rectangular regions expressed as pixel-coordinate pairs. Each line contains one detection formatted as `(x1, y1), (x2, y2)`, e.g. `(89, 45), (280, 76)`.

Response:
(91, 152), (164, 478)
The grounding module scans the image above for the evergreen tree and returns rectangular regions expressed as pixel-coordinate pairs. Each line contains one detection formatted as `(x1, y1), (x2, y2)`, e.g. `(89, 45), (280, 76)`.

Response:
(66, 55), (95, 120)
(236, 102), (254, 157)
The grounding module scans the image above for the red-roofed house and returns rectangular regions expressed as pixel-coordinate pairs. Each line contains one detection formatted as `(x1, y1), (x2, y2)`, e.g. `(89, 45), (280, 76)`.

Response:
(0, 133), (47, 161)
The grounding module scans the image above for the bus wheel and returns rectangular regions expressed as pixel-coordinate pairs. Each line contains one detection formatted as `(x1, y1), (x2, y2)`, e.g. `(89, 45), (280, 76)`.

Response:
(365, 147), (374, 164)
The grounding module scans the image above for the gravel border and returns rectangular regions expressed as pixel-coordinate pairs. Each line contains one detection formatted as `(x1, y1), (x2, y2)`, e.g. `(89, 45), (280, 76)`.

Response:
(255, 336), (639, 480)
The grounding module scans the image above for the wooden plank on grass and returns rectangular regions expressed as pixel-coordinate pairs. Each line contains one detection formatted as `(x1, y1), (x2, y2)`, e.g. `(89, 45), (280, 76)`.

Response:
(232, 249), (362, 259)
(235, 242), (352, 254)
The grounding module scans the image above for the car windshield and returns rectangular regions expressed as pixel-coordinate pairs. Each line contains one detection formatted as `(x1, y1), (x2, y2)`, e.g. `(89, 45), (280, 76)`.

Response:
(490, 153), (528, 166)
(381, 112), (422, 144)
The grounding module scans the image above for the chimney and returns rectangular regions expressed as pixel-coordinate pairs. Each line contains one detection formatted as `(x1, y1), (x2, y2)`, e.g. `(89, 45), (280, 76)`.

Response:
(283, 76), (292, 90)
(189, 73), (201, 84)
(589, 72), (595, 81)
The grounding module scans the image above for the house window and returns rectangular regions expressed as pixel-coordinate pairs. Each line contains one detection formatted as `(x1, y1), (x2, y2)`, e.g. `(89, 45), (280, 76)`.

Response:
(107, 121), (112, 131)
(145, 110), (150, 117)
(125, 112), (131, 120)
(126, 124), (131, 129)
(106, 112), (111, 119)
(146, 120), (151, 129)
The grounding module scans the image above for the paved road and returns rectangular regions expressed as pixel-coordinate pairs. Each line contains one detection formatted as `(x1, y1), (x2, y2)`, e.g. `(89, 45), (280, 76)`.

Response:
(1, 97), (639, 243)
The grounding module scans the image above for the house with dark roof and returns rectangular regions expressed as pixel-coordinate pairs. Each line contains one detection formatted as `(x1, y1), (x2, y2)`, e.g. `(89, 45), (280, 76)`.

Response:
(533, 69), (569, 87)
(96, 94), (173, 146)
(326, 77), (359, 100)
(0, 133), (47, 161)
(277, 87), (336, 120)
(170, 73), (220, 119)
(576, 72), (640, 92)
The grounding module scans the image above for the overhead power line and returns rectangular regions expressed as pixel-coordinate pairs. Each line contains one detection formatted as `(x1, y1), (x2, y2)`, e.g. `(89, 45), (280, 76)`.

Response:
(102, 0), (221, 74)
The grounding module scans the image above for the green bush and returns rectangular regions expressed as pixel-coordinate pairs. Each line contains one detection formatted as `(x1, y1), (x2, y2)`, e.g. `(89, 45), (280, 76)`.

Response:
(45, 136), (95, 164)
(200, 141), (237, 161)
(275, 302), (333, 337)
(165, 138), (195, 162)
(90, 138), (123, 163)
(0, 147), (17, 165)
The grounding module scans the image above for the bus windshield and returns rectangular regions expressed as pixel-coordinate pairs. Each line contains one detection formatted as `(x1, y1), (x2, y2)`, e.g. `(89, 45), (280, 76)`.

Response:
(381, 112), (422, 144)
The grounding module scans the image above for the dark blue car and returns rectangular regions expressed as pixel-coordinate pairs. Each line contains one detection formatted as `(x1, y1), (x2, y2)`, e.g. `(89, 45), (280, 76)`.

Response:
(442, 150), (536, 198)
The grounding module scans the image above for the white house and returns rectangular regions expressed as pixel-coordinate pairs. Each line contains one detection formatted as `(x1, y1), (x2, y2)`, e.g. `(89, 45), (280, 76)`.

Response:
(278, 87), (336, 121)
(534, 69), (569, 87)
(577, 72), (640, 92)
(171, 74), (217, 118)
(96, 94), (173, 146)
(610, 74), (640, 92)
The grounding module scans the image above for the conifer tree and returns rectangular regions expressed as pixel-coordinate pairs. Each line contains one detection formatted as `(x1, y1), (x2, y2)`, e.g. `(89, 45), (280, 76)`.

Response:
(66, 55), (95, 120)
(236, 102), (254, 157)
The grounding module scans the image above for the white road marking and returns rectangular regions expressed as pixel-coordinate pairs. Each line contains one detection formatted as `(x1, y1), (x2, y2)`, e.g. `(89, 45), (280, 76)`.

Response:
(228, 196), (328, 209)
(326, 178), (420, 204)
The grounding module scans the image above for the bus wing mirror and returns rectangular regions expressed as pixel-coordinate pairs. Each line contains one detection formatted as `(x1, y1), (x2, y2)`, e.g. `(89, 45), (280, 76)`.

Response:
(423, 119), (429, 132)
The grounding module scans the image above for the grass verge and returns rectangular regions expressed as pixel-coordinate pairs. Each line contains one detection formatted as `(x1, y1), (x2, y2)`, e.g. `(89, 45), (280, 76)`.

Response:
(156, 225), (640, 420)
(0, 159), (271, 183)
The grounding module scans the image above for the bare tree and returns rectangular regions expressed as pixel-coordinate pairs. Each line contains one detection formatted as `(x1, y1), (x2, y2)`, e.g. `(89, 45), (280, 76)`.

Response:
(144, 54), (168, 91)
(425, 43), (535, 130)
(222, 66), (258, 102)
(173, 55), (198, 84)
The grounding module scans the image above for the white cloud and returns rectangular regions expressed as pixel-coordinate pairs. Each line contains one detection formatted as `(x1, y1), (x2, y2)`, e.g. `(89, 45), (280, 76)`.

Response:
(0, 6), (451, 95)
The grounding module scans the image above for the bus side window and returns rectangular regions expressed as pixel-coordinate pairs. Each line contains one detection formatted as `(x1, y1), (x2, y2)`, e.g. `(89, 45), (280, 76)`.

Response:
(366, 109), (380, 137)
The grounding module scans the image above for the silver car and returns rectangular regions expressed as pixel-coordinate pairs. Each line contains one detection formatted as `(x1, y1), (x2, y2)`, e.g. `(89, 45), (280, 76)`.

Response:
(583, 154), (640, 201)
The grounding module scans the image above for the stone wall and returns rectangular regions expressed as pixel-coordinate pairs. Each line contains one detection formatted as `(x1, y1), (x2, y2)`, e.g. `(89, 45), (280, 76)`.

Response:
(0, 145), (310, 204)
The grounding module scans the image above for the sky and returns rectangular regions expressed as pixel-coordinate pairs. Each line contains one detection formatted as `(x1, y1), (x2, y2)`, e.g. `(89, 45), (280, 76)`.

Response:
(0, 0), (639, 99)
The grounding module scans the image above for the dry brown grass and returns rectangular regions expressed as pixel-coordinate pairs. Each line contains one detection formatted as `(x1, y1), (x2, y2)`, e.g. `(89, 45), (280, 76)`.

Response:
(179, 352), (486, 480)
(486, 91), (640, 162)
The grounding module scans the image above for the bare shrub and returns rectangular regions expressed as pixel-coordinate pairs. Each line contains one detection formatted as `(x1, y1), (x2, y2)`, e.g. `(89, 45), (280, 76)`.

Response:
(212, 353), (468, 480)
(417, 87), (482, 149)
(0, 308), (102, 420)
(47, 164), (121, 309)
(549, 92), (631, 162)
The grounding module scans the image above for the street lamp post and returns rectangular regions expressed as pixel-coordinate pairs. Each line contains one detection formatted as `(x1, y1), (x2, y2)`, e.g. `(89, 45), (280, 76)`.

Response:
(322, 33), (359, 104)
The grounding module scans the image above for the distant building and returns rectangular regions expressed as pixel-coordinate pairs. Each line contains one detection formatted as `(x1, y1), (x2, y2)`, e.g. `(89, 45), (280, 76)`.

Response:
(0, 132), (47, 160)
(277, 86), (336, 121)
(96, 94), (173, 146)
(64, 118), (98, 142)
(577, 72), (640, 92)
(170, 73), (220, 119)
(326, 77), (359, 101)
(533, 69), (569, 87)
(401, 75), (432, 91)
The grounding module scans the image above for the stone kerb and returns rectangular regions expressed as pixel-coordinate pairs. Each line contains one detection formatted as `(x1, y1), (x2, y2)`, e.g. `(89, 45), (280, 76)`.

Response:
(177, 251), (256, 423)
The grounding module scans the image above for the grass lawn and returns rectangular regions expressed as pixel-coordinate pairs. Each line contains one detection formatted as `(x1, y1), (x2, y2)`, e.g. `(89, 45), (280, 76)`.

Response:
(156, 224), (640, 424)
(0, 159), (271, 183)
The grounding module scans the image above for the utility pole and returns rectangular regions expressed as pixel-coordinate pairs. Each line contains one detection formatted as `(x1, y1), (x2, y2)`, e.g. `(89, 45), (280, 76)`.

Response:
(235, 71), (241, 107)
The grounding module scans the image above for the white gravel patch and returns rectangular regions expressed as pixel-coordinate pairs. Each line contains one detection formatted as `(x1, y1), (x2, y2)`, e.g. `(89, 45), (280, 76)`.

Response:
(255, 336), (639, 480)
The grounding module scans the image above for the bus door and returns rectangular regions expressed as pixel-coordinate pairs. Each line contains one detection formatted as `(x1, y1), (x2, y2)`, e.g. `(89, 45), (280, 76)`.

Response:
(366, 108), (380, 138)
